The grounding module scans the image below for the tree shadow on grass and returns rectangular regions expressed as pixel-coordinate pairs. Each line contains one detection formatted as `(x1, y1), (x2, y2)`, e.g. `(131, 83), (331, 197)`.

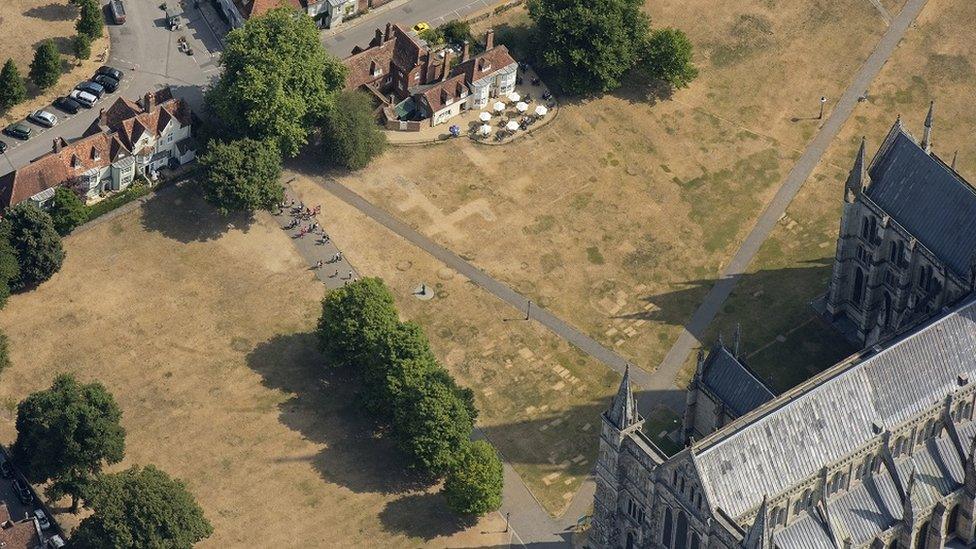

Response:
(245, 331), (434, 496)
(379, 492), (477, 541)
(23, 3), (76, 21)
(139, 182), (256, 243)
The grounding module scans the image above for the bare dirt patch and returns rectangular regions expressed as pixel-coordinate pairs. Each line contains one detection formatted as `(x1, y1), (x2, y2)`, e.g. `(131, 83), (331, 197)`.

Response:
(0, 185), (507, 547)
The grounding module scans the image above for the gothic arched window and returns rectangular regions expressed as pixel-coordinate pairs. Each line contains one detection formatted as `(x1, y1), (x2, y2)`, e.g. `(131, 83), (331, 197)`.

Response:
(853, 268), (866, 305)
(662, 508), (674, 548)
(675, 511), (689, 549)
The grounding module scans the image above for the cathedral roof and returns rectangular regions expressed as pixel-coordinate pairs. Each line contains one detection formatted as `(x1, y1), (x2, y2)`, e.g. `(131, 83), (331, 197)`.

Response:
(701, 346), (775, 417)
(866, 128), (976, 277)
(692, 296), (976, 519)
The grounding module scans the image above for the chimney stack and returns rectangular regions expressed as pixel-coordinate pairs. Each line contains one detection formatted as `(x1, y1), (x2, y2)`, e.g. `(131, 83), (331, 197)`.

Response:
(460, 40), (470, 63)
(98, 108), (107, 128)
(52, 138), (62, 153)
(484, 28), (494, 50)
(143, 91), (156, 113)
(441, 49), (452, 81)
(384, 22), (393, 41)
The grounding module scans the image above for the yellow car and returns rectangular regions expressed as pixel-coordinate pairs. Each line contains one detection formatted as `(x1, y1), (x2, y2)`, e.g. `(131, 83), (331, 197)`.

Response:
(412, 21), (430, 34)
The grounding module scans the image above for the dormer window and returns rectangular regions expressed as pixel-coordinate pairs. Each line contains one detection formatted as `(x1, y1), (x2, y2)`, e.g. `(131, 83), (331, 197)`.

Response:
(92, 149), (100, 161)
(370, 60), (382, 77)
(71, 155), (82, 168)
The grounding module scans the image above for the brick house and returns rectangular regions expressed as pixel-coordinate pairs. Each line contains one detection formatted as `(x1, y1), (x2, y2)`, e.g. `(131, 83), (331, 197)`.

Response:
(216, 0), (390, 29)
(0, 87), (194, 209)
(342, 24), (518, 130)
(0, 504), (43, 549)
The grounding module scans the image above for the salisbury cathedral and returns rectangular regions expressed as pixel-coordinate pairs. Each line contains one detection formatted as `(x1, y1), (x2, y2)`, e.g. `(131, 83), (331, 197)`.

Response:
(590, 105), (976, 549)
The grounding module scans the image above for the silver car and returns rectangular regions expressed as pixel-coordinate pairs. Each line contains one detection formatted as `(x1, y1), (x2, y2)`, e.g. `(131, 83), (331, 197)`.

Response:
(28, 110), (58, 128)
(69, 89), (97, 108)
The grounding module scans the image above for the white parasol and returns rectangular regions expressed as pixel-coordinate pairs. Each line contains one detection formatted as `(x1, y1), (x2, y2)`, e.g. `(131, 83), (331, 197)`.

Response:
(479, 111), (492, 122)
(480, 124), (492, 136)
(493, 101), (506, 112)
(507, 91), (521, 103)
(506, 120), (520, 132)
(535, 105), (548, 117)
(516, 102), (528, 113)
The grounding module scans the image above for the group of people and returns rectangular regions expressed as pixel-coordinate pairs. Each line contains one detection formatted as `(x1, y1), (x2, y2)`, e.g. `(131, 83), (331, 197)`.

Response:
(279, 195), (355, 283)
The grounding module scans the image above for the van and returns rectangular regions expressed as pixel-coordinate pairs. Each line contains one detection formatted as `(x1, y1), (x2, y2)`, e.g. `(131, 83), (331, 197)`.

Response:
(110, 0), (126, 24)
(69, 89), (97, 108)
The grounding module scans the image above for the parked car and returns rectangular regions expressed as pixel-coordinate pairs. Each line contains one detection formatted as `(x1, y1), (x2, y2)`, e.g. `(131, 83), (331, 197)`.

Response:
(0, 141), (6, 154)
(412, 21), (430, 33)
(96, 66), (124, 82)
(110, 0), (126, 24)
(3, 123), (31, 140)
(12, 479), (32, 504)
(47, 535), (65, 548)
(69, 89), (97, 108)
(75, 81), (105, 99)
(0, 459), (12, 478)
(28, 110), (58, 128)
(33, 509), (50, 530)
(53, 96), (82, 114)
(92, 74), (119, 93)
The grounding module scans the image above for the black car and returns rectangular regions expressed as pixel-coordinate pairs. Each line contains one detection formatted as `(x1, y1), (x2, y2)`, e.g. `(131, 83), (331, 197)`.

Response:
(75, 81), (105, 99)
(3, 123), (31, 140)
(53, 96), (82, 114)
(0, 141), (6, 154)
(96, 66), (124, 82)
(92, 74), (119, 93)
(12, 479), (31, 505)
(0, 460), (12, 478)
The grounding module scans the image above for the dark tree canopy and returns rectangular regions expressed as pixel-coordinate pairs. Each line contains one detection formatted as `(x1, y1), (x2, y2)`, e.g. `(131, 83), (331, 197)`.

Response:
(76, 0), (104, 39)
(72, 465), (213, 549)
(208, 8), (346, 157)
(74, 33), (92, 60)
(316, 277), (399, 370)
(13, 374), (125, 511)
(443, 440), (503, 516)
(393, 370), (475, 475)
(0, 59), (27, 113)
(0, 222), (22, 307)
(528, 0), (649, 94)
(5, 202), (65, 289)
(319, 90), (386, 171)
(361, 321), (437, 418)
(199, 138), (283, 215)
(29, 40), (62, 90)
(644, 27), (698, 89)
(49, 187), (89, 236)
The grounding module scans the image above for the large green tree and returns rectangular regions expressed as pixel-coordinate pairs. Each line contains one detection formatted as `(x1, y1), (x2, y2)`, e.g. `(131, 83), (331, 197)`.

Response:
(0, 222), (22, 307)
(319, 90), (386, 171)
(0, 59), (27, 113)
(528, 0), (649, 94)
(393, 369), (475, 475)
(207, 8), (346, 157)
(74, 33), (92, 60)
(48, 187), (89, 236)
(316, 277), (399, 370)
(361, 321), (437, 418)
(643, 27), (698, 89)
(13, 374), (125, 511)
(442, 440), (503, 516)
(5, 202), (64, 289)
(199, 138), (283, 215)
(72, 465), (213, 549)
(76, 0), (104, 39)
(29, 40), (62, 90)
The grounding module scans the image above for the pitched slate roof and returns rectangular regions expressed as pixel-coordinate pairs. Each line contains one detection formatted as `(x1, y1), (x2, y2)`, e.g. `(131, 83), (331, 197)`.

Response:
(453, 45), (517, 86)
(701, 346), (775, 417)
(866, 128), (976, 277)
(692, 296), (976, 519)
(343, 24), (427, 91)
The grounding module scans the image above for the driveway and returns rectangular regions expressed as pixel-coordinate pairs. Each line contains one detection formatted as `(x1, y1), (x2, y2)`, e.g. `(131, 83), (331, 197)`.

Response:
(0, 0), (222, 177)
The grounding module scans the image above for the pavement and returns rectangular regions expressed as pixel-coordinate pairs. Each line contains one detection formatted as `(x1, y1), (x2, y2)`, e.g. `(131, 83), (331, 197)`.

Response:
(321, 0), (501, 56)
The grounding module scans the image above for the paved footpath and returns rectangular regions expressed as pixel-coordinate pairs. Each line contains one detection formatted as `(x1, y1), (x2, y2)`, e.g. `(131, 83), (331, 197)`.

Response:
(276, 183), (358, 289)
(653, 0), (930, 395)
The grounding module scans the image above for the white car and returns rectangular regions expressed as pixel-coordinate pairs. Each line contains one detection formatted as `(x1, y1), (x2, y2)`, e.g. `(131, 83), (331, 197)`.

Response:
(28, 110), (58, 128)
(69, 89), (97, 108)
(46, 535), (64, 548)
(33, 509), (50, 530)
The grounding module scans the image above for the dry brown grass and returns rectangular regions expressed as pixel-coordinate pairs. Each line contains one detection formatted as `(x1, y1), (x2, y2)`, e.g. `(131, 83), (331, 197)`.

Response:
(0, 186), (508, 547)
(330, 0), (892, 378)
(0, 0), (110, 124)
(684, 0), (976, 392)
(289, 173), (618, 516)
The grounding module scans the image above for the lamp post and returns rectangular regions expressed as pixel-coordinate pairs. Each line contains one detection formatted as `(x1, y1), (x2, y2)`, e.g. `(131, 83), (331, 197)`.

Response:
(819, 96), (828, 120)
(525, 300), (532, 321)
(505, 512), (511, 533)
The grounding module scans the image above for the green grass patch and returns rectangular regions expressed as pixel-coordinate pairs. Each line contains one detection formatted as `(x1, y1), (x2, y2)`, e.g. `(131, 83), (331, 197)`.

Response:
(586, 246), (605, 265)
(643, 406), (683, 456)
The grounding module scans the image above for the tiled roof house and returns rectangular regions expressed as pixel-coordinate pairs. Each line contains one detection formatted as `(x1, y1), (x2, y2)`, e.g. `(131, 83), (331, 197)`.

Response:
(0, 87), (195, 209)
